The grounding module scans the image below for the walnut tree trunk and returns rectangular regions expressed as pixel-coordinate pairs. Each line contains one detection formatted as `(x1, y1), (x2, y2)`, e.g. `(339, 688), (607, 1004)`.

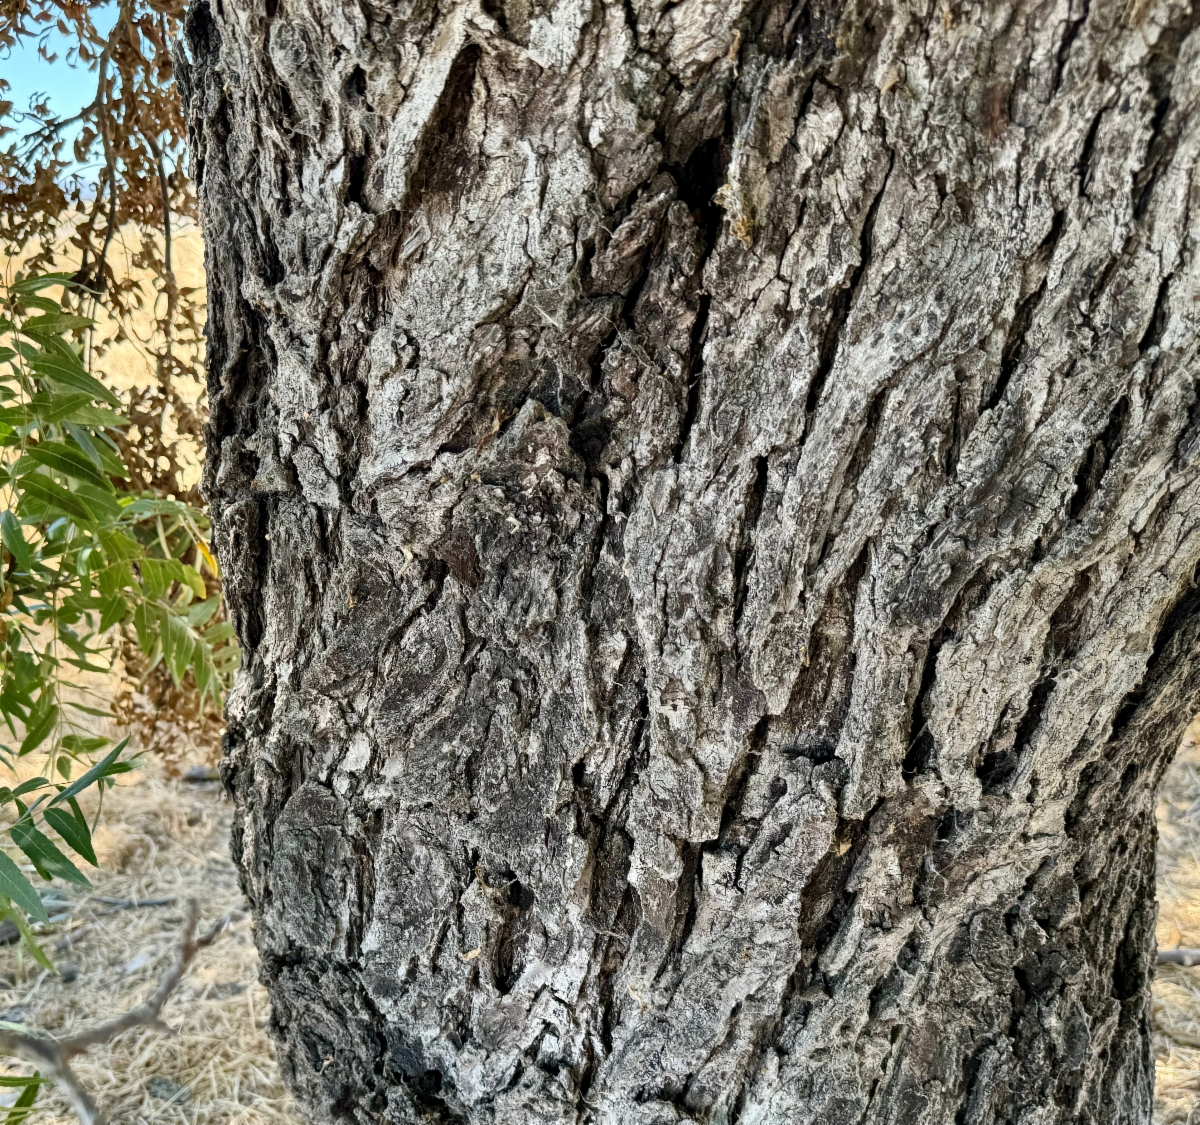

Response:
(180, 0), (1200, 1120)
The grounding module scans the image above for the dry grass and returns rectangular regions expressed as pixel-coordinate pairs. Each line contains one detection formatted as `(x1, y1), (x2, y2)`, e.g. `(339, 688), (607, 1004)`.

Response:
(0, 755), (300, 1125)
(1155, 718), (1200, 1122)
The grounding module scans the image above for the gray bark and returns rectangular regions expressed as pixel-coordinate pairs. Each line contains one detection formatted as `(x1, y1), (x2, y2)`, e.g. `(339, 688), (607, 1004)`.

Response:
(179, 0), (1200, 1121)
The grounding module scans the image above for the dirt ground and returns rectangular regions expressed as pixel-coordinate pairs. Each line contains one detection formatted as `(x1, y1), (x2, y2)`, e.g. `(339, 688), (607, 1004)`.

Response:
(1154, 719), (1200, 1123)
(0, 726), (1193, 1123)
(0, 757), (300, 1125)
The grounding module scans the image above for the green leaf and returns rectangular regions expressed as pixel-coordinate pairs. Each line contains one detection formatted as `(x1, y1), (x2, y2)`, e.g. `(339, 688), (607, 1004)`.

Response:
(18, 703), (57, 756)
(0, 853), (48, 921)
(0, 405), (32, 427)
(0, 511), (32, 573)
(142, 558), (206, 599)
(19, 313), (93, 336)
(61, 735), (107, 754)
(188, 597), (221, 628)
(74, 482), (122, 520)
(100, 529), (142, 562)
(16, 441), (111, 490)
(132, 601), (161, 652)
(18, 474), (96, 526)
(2, 1068), (40, 1125)
(68, 404), (128, 429)
(204, 621), (238, 645)
(11, 271), (74, 294)
(10, 778), (49, 800)
(99, 593), (129, 631)
(0, 1078), (44, 1089)
(42, 807), (97, 866)
(10, 820), (90, 886)
(30, 354), (121, 407)
(162, 613), (195, 686)
(0, 901), (52, 974)
(29, 391), (95, 425)
(62, 700), (112, 718)
(50, 736), (130, 808)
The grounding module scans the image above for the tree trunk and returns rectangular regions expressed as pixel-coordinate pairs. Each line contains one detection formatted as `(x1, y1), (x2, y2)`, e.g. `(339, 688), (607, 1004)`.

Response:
(180, 0), (1200, 1120)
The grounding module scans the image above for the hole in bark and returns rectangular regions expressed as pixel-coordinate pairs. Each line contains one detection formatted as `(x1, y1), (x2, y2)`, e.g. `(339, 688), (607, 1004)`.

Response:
(674, 136), (727, 237)
(493, 872), (534, 996)
(344, 65), (367, 103)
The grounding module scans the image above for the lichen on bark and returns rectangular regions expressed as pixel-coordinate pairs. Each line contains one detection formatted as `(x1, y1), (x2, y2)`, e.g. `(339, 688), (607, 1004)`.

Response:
(180, 0), (1200, 1120)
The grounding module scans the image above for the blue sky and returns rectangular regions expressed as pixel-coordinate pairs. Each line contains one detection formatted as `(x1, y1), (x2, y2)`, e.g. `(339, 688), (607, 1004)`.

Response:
(2, 4), (116, 141)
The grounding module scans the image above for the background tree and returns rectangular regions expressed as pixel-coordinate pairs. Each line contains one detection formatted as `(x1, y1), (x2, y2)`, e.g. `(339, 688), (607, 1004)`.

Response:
(183, 0), (1200, 1122)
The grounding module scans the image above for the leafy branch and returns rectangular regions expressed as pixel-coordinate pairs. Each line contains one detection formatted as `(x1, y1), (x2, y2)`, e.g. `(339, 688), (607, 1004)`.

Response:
(0, 270), (237, 967)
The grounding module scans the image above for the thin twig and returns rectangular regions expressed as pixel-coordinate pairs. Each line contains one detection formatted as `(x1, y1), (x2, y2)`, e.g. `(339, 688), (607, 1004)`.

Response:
(91, 896), (175, 912)
(0, 900), (226, 1125)
(1158, 948), (1200, 967)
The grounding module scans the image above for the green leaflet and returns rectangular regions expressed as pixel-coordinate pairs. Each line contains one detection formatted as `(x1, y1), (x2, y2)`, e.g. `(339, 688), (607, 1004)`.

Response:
(18, 703), (58, 756)
(162, 611), (196, 686)
(50, 737), (132, 808)
(43, 806), (97, 866)
(141, 557), (206, 599)
(10, 819), (91, 886)
(19, 313), (93, 336)
(10, 272), (74, 294)
(18, 473), (97, 526)
(0, 511), (31, 572)
(30, 354), (121, 407)
(0, 852), (47, 922)
(16, 440), (112, 490)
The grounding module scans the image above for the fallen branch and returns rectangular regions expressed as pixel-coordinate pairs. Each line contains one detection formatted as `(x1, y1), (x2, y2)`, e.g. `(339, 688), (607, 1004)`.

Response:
(0, 900), (226, 1125)
(1158, 948), (1200, 967)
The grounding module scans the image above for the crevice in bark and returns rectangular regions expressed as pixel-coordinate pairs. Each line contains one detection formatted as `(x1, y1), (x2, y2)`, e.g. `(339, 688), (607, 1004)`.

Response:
(674, 294), (709, 463)
(1130, 4), (1200, 219)
(986, 209), (1065, 414)
(1077, 107), (1104, 197)
(661, 842), (702, 976)
(406, 45), (482, 216)
(1138, 276), (1171, 354)
(903, 629), (945, 781)
(1068, 393), (1129, 519)
(718, 716), (772, 893)
(807, 154), (892, 418)
(732, 456), (769, 639)
(668, 132), (730, 464)
(1107, 557), (1200, 749)
(1051, 0), (1091, 95)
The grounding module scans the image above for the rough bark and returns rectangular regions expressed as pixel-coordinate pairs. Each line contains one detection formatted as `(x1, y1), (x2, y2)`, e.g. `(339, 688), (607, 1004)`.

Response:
(179, 0), (1200, 1121)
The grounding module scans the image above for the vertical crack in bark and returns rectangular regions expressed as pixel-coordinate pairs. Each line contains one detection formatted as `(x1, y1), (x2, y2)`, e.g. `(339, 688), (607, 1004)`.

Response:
(806, 151), (893, 419)
(986, 209), (1066, 414)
